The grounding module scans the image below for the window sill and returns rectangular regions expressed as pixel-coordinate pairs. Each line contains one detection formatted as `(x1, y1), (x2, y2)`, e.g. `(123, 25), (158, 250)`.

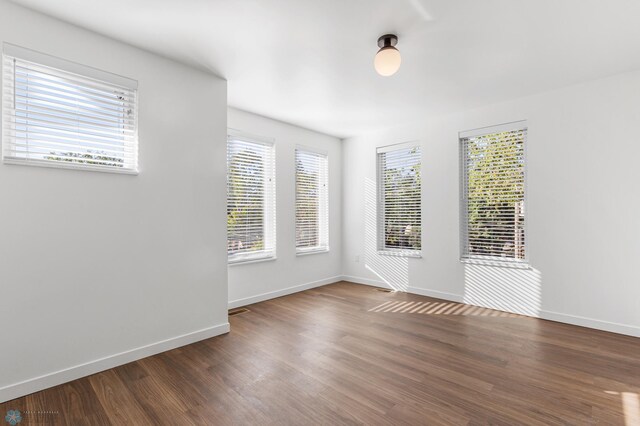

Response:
(4, 157), (139, 175)
(296, 248), (330, 257)
(377, 250), (422, 259)
(460, 258), (530, 270)
(228, 255), (277, 266)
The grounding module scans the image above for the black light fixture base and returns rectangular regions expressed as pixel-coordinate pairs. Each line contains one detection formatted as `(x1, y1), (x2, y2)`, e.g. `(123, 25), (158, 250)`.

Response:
(377, 34), (398, 48)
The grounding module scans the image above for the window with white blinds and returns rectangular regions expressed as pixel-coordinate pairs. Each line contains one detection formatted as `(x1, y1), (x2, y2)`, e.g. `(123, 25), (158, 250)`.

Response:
(460, 122), (527, 266)
(377, 142), (422, 254)
(2, 44), (138, 173)
(227, 134), (276, 263)
(295, 147), (329, 254)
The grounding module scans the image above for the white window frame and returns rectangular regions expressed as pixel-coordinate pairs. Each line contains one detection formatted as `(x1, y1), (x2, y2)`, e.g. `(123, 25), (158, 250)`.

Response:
(376, 141), (422, 258)
(459, 121), (528, 268)
(295, 145), (329, 255)
(227, 130), (276, 265)
(2, 43), (138, 174)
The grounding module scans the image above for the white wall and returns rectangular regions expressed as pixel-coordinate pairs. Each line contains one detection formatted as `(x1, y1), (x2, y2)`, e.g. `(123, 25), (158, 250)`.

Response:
(342, 70), (640, 337)
(0, 0), (229, 402)
(227, 108), (342, 307)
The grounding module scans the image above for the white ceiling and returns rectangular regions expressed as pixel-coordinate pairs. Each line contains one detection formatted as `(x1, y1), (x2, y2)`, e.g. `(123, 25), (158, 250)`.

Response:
(11, 0), (640, 138)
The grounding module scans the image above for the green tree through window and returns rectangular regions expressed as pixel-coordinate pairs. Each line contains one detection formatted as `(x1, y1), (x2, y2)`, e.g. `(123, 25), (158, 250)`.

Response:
(226, 136), (275, 261)
(378, 144), (422, 252)
(462, 127), (526, 262)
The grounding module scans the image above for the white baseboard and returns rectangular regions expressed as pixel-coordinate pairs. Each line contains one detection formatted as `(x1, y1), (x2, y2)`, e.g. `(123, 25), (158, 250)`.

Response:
(0, 323), (230, 403)
(340, 274), (391, 289)
(540, 310), (640, 338)
(340, 275), (462, 302)
(406, 286), (464, 303)
(228, 275), (343, 309)
(340, 275), (640, 338)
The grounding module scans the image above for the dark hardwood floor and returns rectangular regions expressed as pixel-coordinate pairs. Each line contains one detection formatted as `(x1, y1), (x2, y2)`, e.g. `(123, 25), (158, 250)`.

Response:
(2, 281), (640, 425)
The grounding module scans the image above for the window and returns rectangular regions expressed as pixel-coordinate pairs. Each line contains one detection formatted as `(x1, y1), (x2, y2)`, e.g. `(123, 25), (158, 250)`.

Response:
(460, 121), (527, 266)
(227, 133), (276, 263)
(2, 44), (138, 173)
(377, 142), (422, 255)
(295, 147), (329, 254)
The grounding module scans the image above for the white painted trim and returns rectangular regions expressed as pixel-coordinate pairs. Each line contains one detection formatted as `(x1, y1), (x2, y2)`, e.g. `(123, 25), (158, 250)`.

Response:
(296, 144), (328, 156)
(377, 250), (422, 258)
(340, 275), (640, 337)
(228, 255), (277, 266)
(227, 128), (275, 145)
(3, 157), (140, 175)
(0, 323), (230, 403)
(406, 286), (464, 303)
(340, 274), (393, 289)
(540, 310), (640, 338)
(296, 248), (330, 257)
(459, 120), (527, 139)
(376, 140), (420, 154)
(341, 275), (463, 302)
(460, 258), (530, 270)
(228, 276), (343, 309)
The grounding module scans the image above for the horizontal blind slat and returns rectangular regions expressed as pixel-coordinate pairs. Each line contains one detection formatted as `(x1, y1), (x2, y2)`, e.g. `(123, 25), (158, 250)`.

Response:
(460, 127), (526, 262)
(295, 148), (329, 252)
(227, 136), (276, 259)
(3, 50), (138, 173)
(378, 144), (421, 252)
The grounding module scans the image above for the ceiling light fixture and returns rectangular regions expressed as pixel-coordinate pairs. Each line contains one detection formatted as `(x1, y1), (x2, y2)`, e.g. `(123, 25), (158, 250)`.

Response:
(374, 34), (401, 77)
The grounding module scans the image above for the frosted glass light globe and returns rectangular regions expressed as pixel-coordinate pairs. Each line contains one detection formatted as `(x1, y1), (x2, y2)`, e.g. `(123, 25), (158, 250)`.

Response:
(374, 47), (401, 76)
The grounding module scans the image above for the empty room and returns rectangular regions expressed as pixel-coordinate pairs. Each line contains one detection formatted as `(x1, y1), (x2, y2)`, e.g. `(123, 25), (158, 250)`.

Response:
(1, 0), (639, 424)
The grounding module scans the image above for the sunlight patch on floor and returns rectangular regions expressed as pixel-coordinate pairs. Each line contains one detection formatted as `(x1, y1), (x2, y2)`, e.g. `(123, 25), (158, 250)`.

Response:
(368, 299), (525, 317)
(606, 391), (640, 425)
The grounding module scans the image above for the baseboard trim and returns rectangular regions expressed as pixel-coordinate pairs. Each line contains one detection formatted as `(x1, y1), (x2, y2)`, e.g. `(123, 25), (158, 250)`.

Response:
(340, 275), (640, 338)
(406, 286), (464, 303)
(341, 275), (463, 302)
(228, 275), (343, 309)
(340, 275), (392, 289)
(0, 323), (230, 403)
(540, 310), (640, 338)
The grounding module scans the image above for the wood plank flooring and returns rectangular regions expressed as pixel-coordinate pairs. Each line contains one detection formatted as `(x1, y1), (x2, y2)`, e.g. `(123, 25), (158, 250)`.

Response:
(2, 281), (640, 425)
